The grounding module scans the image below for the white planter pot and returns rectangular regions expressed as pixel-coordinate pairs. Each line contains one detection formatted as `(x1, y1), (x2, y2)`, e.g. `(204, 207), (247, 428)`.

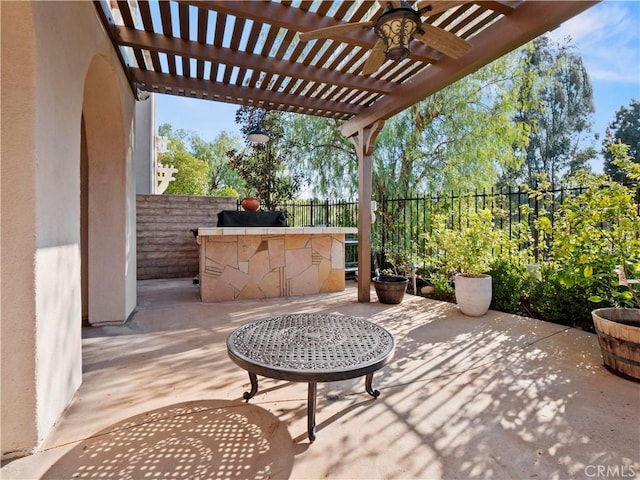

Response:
(454, 274), (492, 317)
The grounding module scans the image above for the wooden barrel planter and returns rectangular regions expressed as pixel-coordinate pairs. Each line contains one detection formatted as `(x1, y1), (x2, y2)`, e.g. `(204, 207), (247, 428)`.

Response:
(373, 276), (408, 304)
(591, 308), (640, 382)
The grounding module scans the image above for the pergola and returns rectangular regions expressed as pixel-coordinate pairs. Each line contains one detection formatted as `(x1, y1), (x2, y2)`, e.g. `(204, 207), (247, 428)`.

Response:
(96, 0), (596, 301)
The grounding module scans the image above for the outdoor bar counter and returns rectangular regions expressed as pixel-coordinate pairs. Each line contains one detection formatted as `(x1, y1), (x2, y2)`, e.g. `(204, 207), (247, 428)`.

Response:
(196, 226), (357, 302)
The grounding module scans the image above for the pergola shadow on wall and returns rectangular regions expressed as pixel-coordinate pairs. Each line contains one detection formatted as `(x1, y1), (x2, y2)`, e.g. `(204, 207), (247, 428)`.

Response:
(96, 0), (597, 302)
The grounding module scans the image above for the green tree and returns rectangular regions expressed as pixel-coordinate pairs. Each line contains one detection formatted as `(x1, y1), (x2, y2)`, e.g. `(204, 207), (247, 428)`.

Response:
(508, 36), (596, 187)
(602, 100), (640, 181)
(190, 130), (243, 193)
(160, 150), (210, 195)
(281, 114), (355, 198)
(227, 107), (302, 210)
(158, 123), (243, 194)
(374, 51), (528, 199)
(280, 49), (529, 200)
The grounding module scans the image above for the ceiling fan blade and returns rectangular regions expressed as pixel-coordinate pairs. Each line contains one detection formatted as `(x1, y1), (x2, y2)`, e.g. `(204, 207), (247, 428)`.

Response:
(299, 21), (375, 42)
(416, 1), (466, 17)
(362, 39), (386, 76)
(414, 24), (471, 59)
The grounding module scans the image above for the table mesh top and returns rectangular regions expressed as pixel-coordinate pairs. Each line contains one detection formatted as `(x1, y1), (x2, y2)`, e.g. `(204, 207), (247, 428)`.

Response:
(227, 313), (394, 373)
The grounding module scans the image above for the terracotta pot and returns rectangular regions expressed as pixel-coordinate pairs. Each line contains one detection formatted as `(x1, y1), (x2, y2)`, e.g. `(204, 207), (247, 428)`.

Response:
(373, 276), (408, 304)
(591, 308), (640, 382)
(241, 196), (260, 211)
(454, 274), (492, 317)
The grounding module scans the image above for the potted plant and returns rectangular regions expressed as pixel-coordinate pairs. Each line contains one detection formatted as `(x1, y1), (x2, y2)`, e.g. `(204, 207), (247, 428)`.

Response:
(373, 275), (409, 304)
(550, 144), (640, 380)
(372, 253), (409, 305)
(425, 209), (502, 316)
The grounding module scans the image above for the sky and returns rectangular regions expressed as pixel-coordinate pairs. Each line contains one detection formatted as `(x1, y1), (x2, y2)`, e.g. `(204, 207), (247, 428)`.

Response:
(156, 1), (640, 170)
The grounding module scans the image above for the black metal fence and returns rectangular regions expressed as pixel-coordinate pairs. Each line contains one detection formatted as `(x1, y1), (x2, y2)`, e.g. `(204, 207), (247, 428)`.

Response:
(269, 183), (639, 271)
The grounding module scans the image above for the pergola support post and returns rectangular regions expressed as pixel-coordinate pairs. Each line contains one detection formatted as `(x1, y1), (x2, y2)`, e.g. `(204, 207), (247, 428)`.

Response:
(348, 121), (384, 302)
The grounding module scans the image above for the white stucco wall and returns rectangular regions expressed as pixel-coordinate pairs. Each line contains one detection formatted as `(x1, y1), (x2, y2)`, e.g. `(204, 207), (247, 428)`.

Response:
(1, 1), (137, 457)
(1, 0), (39, 456)
(135, 95), (156, 194)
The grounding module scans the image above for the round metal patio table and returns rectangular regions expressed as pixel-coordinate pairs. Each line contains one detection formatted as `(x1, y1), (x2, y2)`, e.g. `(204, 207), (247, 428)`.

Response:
(226, 313), (395, 442)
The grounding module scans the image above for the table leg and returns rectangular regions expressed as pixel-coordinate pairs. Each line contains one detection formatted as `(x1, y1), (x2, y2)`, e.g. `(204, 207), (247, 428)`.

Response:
(365, 372), (380, 398)
(307, 382), (317, 442)
(243, 372), (259, 401)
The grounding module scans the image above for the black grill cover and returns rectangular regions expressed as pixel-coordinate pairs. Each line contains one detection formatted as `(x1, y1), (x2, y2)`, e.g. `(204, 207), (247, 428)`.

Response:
(217, 210), (287, 227)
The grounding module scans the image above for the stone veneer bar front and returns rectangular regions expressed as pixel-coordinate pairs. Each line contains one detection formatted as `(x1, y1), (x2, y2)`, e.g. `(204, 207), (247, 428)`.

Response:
(197, 227), (357, 302)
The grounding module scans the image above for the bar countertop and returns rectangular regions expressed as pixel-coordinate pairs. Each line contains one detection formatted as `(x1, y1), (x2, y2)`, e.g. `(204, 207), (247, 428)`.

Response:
(198, 226), (357, 236)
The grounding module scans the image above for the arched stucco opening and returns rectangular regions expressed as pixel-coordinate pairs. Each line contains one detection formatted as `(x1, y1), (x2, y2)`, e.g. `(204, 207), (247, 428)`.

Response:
(82, 55), (130, 325)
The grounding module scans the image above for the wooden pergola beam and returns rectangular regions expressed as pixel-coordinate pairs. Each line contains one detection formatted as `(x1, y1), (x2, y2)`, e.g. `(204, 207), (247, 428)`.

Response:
(133, 70), (364, 117)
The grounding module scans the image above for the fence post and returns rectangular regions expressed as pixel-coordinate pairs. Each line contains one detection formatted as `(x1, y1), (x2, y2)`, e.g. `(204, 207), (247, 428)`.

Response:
(533, 184), (540, 264)
(324, 199), (329, 226)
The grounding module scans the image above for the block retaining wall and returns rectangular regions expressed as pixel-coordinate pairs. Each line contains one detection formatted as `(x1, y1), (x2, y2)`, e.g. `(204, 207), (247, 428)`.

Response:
(136, 194), (236, 279)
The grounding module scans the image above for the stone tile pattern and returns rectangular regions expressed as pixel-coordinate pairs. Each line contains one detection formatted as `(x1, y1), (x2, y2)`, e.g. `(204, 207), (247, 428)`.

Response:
(136, 195), (236, 280)
(200, 234), (346, 302)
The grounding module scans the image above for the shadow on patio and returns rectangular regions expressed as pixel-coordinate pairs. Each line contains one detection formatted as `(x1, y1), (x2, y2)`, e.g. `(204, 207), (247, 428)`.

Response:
(2, 278), (638, 479)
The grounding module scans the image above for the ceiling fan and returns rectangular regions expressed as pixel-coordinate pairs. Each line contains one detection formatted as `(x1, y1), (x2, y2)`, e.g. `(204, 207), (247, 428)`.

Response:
(299, 1), (471, 75)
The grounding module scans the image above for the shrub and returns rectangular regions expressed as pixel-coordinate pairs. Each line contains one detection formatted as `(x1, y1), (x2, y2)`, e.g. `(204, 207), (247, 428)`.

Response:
(489, 259), (528, 314)
(529, 264), (611, 332)
(424, 209), (502, 276)
(523, 146), (638, 308)
(431, 272), (454, 296)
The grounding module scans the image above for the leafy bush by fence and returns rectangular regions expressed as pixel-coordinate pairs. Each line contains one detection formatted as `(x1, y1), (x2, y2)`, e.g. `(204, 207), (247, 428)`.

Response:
(273, 183), (639, 271)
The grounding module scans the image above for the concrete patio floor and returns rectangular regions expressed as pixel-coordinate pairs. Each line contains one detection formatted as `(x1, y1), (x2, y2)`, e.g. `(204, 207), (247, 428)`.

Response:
(2, 278), (639, 479)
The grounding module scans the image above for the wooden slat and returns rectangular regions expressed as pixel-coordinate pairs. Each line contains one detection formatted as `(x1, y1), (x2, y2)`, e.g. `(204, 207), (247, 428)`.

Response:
(208, 11), (226, 82)
(222, 17), (246, 84)
(158, 1), (177, 75)
(133, 70), (363, 116)
(462, 11), (501, 38)
(196, 7), (208, 79)
(235, 22), (262, 87)
(446, 6), (486, 36)
(179, 3), (190, 76)
(260, 29), (298, 90)
(116, 27), (395, 94)
(326, 42), (360, 74)
(138, 1), (162, 71)
(116, 1), (147, 70)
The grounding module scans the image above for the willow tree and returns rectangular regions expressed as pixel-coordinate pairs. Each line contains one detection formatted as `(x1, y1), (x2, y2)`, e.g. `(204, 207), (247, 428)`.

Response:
(281, 113), (355, 199)
(373, 50), (528, 200)
(281, 48), (528, 201)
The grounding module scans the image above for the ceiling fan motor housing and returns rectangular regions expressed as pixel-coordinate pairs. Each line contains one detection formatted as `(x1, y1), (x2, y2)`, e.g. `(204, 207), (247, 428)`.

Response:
(374, 3), (422, 61)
